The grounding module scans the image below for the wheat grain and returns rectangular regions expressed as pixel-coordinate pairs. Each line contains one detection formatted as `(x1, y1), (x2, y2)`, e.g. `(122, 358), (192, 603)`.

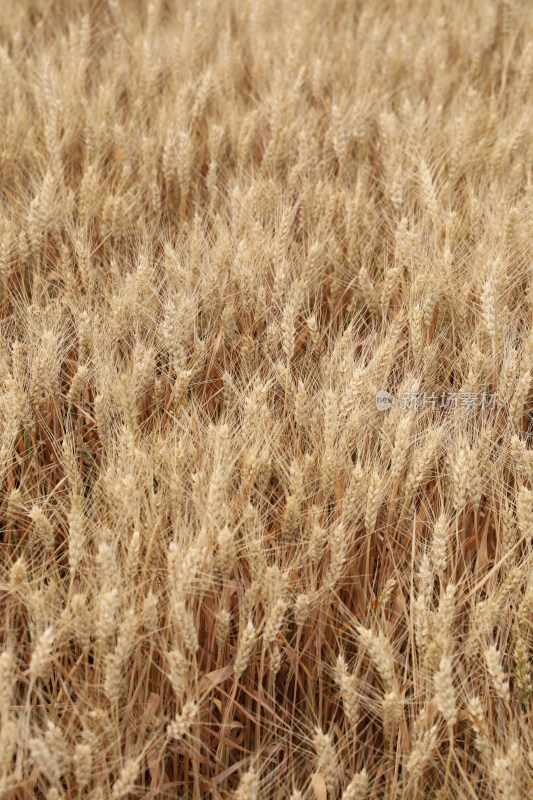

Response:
(2, 2), (533, 796)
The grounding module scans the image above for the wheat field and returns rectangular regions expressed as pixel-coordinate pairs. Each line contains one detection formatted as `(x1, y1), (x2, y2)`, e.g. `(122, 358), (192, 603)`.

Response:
(1, 0), (533, 797)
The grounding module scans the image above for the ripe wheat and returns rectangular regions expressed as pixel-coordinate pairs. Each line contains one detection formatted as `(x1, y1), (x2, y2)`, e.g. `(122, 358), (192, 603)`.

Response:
(1, 0), (533, 797)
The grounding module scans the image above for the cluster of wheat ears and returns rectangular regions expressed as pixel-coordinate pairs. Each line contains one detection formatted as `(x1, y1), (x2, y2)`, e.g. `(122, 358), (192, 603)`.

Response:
(1, 0), (533, 798)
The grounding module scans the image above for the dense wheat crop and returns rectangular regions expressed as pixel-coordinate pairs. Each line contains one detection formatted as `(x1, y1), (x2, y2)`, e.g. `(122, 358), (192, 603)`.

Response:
(2, 0), (533, 797)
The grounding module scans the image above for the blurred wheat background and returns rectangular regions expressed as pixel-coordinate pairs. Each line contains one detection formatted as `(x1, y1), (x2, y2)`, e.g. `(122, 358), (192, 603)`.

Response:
(1, 0), (533, 797)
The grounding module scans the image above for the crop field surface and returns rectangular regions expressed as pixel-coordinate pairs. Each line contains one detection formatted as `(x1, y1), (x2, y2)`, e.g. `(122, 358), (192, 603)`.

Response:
(1, 1), (533, 798)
